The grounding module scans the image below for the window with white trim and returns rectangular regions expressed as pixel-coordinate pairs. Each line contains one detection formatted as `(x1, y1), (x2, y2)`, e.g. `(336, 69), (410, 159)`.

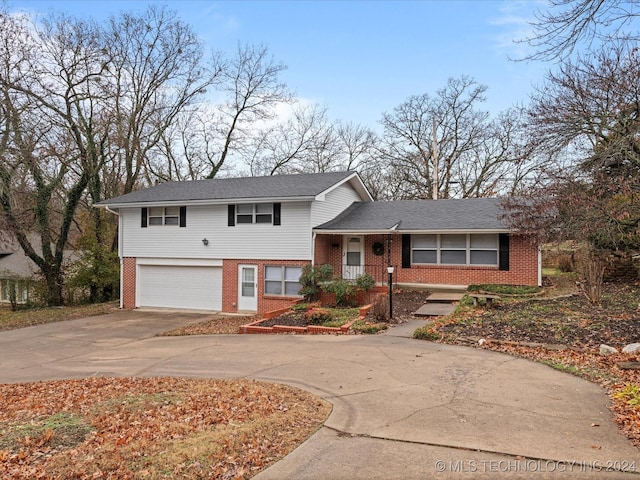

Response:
(264, 266), (302, 296)
(1, 279), (29, 303)
(148, 206), (180, 226)
(237, 204), (273, 224)
(412, 234), (498, 266)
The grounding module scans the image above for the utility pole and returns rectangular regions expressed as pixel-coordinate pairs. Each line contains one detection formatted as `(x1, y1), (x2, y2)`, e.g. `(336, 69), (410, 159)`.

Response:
(432, 118), (438, 200)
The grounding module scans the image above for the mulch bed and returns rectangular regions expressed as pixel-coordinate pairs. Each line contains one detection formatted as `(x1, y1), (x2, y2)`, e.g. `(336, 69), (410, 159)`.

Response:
(388, 290), (433, 323)
(259, 290), (433, 329)
(439, 283), (640, 348)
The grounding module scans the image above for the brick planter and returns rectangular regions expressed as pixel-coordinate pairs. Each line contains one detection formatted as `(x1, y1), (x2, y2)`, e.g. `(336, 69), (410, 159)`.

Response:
(239, 304), (371, 335)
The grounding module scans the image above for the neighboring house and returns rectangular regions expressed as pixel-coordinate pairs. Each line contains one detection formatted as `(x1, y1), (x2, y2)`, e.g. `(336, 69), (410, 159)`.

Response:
(0, 233), (82, 305)
(0, 233), (39, 304)
(98, 171), (540, 315)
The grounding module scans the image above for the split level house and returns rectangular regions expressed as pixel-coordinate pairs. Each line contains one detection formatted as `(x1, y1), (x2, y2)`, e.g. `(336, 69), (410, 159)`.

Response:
(98, 171), (541, 315)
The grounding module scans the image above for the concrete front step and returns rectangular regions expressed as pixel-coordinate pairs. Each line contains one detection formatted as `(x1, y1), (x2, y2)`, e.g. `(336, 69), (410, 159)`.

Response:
(425, 291), (465, 302)
(413, 303), (457, 317)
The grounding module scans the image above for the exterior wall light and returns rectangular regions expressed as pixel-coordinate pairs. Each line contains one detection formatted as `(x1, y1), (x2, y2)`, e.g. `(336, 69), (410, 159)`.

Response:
(202, 238), (209, 246)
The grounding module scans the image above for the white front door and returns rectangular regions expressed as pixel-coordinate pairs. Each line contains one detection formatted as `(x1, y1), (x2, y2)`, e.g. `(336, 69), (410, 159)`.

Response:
(238, 264), (258, 311)
(343, 236), (364, 280)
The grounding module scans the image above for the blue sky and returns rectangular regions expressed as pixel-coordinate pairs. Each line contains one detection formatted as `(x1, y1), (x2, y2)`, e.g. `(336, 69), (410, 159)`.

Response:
(11, 0), (546, 129)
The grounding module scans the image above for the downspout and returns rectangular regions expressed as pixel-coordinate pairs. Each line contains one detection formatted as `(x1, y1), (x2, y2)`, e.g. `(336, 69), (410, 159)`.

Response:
(311, 231), (317, 267)
(538, 244), (542, 287)
(104, 206), (124, 309)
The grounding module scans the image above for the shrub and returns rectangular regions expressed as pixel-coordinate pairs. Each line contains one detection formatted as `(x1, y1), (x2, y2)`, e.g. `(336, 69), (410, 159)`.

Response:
(355, 273), (375, 292)
(370, 295), (389, 322)
(557, 254), (575, 273)
(304, 309), (335, 326)
(291, 302), (310, 312)
(351, 320), (388, 334)
(322, 278), (357, 307)
(467, 284), (541, 295)
(299, 264), (333, 301)
(613, 383), (640, 407)
(413, 326), (440, 341)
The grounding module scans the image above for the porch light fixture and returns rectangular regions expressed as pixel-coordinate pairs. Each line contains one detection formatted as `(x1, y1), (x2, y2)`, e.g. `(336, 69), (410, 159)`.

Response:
(387, 266), (394, 320)
(202, 238), (209, 246)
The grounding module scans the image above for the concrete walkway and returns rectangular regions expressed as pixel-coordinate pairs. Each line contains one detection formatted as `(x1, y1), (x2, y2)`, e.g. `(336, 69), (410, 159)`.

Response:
(0, 311), (637, 478)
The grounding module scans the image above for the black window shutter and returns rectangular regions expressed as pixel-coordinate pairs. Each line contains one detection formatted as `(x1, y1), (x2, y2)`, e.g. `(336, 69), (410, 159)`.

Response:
(179, 206), (187, 227)
(141, 207), (147, 228)
(273, 203), (281, 225)
(401, 234), (411, 268)
(228, 205), (235, 226)
(499, 233), (510, 271)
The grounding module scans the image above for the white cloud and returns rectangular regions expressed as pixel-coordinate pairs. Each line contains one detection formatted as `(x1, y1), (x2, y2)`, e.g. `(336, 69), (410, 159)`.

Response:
(489, 0), (544, 58)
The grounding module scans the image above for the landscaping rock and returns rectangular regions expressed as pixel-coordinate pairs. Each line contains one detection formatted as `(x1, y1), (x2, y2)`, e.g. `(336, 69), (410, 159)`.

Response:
(599, 344), (619, 356)
(616, 361), (640, 370)
(622, 343), (640, 354)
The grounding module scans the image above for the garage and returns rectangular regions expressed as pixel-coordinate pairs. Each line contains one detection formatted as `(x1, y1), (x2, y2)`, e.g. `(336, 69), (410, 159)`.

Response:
(137, 265), (222, 311)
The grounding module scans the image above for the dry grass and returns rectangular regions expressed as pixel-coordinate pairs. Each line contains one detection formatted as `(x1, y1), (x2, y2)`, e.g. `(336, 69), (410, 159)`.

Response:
(0, 302), (118, 332)
(0, 377), (331, 479)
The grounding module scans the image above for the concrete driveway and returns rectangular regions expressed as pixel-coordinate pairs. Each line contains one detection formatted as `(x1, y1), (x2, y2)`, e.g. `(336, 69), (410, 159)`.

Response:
(0, 311), (637, 479)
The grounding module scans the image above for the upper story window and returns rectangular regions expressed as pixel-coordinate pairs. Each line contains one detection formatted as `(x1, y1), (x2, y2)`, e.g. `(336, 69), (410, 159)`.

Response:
(228, 203), (281, 226)
(237, 204), (273, 224)
(412, 234), (498, 266)
(141, 206), (186, 228)
(149, 206), (180, 226)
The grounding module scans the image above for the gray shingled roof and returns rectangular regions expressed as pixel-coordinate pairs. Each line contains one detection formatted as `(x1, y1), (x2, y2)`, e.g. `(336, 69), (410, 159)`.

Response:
(314, 198), (509, 232)
(98, 171), (358, 206)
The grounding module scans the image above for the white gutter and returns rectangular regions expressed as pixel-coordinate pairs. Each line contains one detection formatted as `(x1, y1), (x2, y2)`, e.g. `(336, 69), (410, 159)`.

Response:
(313, 228), (511, 235)
(97, 196), (316, 209)
(104, 205), (119, 216)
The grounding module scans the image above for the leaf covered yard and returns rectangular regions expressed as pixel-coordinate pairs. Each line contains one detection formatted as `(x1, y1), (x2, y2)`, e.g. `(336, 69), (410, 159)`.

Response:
(0, 377), (331, 479)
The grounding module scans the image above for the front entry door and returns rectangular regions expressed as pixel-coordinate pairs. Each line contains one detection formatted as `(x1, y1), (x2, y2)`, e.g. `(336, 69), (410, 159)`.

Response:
(238, 265), (258, 311)
(343, 236), (364, 280)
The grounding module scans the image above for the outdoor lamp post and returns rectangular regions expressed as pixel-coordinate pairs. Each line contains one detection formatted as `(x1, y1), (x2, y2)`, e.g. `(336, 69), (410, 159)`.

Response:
(387, 265), (394, 320)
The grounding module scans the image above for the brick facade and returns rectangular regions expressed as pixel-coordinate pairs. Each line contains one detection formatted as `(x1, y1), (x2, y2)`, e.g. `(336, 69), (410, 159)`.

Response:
(120, 234), (538, 314)
(222, 259), (311, 315)
(314, 233), (539, 287)
(122, 257), (137, 309)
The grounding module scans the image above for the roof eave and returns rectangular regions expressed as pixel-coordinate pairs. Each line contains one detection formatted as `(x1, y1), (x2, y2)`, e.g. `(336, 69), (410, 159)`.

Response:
(313, 228), (511, 235)
(314, 172), (373, 202)
(96, 195), (317, 209)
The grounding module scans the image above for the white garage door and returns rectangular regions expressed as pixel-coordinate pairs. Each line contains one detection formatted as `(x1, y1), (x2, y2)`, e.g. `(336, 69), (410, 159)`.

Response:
(138, 265), (222, 311)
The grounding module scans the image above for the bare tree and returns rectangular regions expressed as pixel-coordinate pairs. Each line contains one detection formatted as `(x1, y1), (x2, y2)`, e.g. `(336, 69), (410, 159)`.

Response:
(379, 76), (527, 199)
(105, 5), (221, 195)
(505, 42), (640, 299)
(521, 0), (640, 60)
(0, 6), (225, 304)
(0, 11), (106, 305)
(528, 43), (640, 174)
(204, 44), (293, 179)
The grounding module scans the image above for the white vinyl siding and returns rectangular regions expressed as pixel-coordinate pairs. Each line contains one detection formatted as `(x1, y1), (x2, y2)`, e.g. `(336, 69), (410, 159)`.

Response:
(311, 183), (363, 227)
(412, 234), (499, 266)
(137, 265), (222, 310)
(120, 202), (313, 260)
